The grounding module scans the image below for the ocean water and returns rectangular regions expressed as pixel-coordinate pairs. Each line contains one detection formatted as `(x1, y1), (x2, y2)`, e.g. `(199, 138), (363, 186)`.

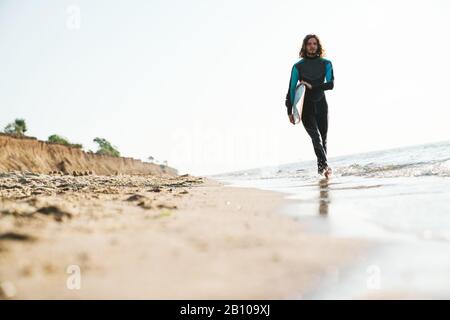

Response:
(210, 139), (450, 299)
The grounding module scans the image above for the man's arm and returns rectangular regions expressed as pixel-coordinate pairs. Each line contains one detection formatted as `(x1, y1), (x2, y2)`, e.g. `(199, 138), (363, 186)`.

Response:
(285, 65), (299, 115)
(312, 60), (334, 91)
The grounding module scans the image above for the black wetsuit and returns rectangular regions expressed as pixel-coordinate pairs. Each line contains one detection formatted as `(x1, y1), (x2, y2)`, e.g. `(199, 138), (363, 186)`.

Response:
(285, 54), (335, 174)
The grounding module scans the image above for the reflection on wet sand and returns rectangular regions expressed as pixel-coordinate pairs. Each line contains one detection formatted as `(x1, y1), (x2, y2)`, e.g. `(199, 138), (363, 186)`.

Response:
(318, 178), (330, 216)
(315, 180), (388, 216)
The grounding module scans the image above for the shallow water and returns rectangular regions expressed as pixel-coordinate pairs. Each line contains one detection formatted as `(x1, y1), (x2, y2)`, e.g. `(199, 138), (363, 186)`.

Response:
(210, 139), (450, 299)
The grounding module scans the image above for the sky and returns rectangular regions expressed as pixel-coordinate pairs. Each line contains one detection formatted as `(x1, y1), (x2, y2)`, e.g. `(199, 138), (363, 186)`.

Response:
(1, 0), (450, 175)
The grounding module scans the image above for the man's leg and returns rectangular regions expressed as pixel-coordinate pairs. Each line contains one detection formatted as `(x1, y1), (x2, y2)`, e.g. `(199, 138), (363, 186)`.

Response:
(301, 99), (328, 174)
(316, 97), (329, 156)
(316, 96), (332, 177)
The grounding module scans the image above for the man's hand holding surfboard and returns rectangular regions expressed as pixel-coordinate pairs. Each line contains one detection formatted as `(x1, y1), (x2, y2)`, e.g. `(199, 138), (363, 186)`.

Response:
(300, 80), (312, 90)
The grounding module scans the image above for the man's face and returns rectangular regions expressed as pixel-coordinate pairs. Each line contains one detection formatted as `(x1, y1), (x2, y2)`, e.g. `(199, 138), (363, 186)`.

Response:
(306, 38), (318, 55)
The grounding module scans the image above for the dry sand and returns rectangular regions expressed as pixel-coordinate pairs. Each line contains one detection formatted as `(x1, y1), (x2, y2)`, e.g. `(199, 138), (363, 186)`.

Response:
(0, 171), (363, 299)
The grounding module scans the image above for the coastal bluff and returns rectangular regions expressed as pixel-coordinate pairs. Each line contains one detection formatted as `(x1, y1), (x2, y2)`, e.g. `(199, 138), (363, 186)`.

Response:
(0, 133), (177, 176)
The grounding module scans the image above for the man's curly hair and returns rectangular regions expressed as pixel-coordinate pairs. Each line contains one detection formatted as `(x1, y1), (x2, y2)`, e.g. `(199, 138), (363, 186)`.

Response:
(299, 34), (325, 58)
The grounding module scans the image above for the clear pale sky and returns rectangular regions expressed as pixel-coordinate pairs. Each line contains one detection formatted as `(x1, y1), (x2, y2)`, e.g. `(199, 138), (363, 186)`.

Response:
(1, 0), (450, 175)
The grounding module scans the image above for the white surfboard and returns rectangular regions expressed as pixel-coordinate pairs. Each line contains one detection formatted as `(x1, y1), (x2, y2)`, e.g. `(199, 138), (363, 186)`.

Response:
(292, 83), (306, 124)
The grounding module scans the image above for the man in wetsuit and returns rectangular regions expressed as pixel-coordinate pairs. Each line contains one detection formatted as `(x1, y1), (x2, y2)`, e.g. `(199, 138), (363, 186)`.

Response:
(285, 34), (334, 178)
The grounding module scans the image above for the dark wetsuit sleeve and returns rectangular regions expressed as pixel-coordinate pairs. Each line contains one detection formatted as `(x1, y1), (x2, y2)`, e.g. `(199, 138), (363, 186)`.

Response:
(313, 61), (334, 91)
(285, 65), (299, 115)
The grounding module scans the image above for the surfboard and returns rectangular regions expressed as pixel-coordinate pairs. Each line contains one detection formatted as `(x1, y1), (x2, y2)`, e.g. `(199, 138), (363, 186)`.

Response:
(292, 83), (306, 124)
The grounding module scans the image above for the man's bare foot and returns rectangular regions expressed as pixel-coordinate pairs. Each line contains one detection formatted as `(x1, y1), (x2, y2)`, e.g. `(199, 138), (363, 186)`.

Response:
(323, 166), (332, 179)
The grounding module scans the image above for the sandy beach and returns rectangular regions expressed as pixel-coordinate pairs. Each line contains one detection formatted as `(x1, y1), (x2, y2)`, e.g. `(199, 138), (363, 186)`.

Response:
(0, 171), (363, 299)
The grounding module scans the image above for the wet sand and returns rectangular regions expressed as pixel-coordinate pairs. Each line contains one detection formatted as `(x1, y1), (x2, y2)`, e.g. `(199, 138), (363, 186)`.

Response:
(0, 172), (363, 299)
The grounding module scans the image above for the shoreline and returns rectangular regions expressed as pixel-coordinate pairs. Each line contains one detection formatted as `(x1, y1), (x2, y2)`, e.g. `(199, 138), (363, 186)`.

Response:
(0, 172), (364, 299)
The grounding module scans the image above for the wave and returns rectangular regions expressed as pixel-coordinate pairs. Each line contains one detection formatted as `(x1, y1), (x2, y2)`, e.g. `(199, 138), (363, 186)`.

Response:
(212, 141), (450, 180)
(335, 158), (450, 178)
